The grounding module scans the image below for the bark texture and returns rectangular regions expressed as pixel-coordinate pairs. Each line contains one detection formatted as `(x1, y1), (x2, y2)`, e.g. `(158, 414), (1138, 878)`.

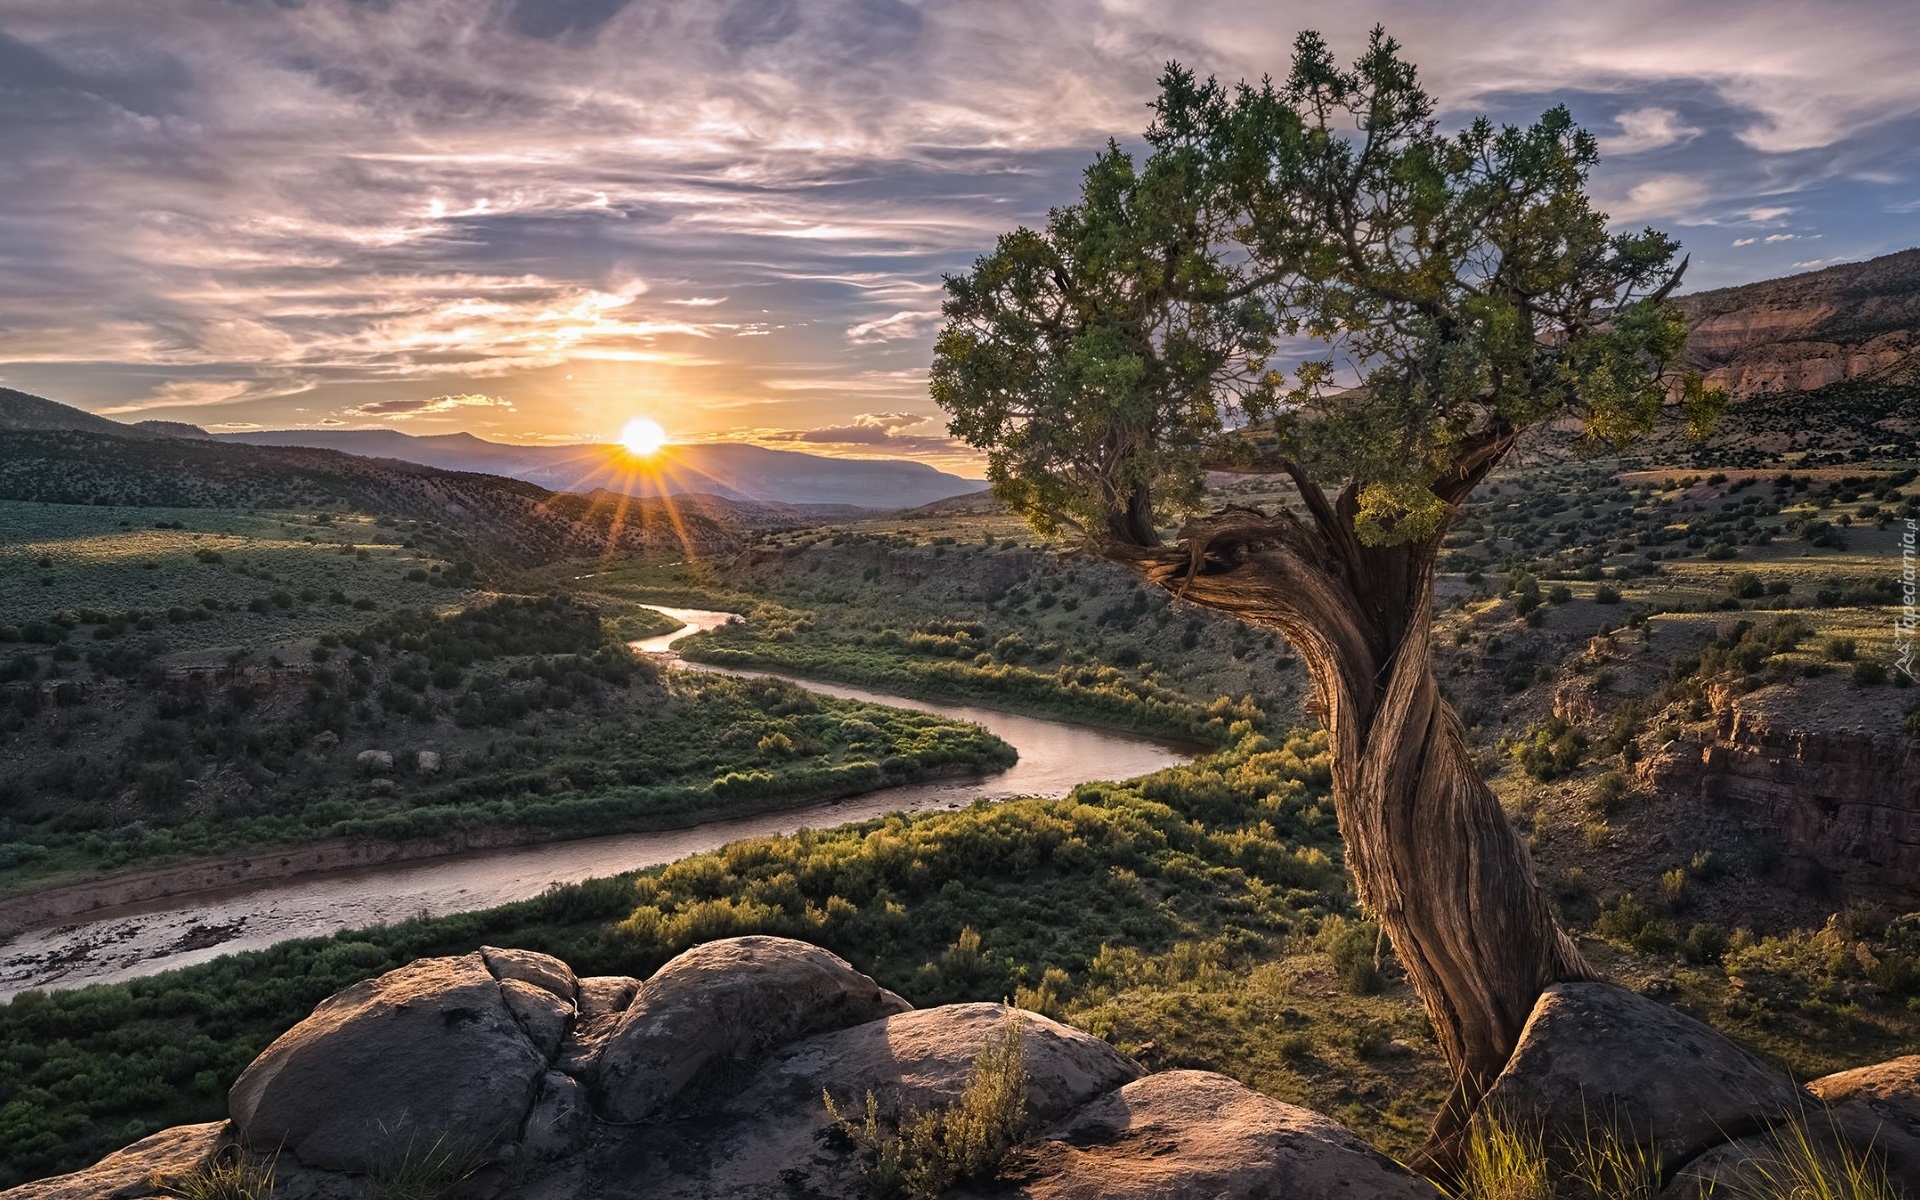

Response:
(1111, 471), (1592, 1156)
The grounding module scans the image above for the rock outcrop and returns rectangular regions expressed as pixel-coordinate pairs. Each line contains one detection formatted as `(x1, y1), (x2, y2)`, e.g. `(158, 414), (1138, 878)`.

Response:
(595, 935), (909, 1122)
(0, 1124), (230, 1200)
(1639, 685), (1920, 906)
(1807, 1055), (1920, 1191)
(26, 935), (1920, 1200)
(7, 937), (1436, 1200)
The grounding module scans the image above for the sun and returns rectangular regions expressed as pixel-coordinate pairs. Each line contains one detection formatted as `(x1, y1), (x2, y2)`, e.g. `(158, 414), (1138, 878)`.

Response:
(620, 417), (668, 457)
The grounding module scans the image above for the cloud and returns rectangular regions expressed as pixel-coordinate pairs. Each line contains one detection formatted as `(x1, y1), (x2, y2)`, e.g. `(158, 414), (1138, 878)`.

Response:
(1598, 107), (1700, 155)
(735, 410), (977, 463)
(344, 392), (515, 420)
(2, 0), (1919, 447)
(98, 376), (306, 415)
(846, 309), (942, 344)
(794, 410), (934, 443)
(1605, 174), (1709, 223)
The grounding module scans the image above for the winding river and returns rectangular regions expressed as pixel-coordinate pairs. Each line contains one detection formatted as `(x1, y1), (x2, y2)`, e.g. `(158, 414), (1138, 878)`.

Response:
(0, 608), (1195, 999)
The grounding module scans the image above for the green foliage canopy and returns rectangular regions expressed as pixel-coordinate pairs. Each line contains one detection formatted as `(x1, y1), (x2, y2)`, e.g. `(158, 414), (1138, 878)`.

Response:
(934, 28), (1722, 550)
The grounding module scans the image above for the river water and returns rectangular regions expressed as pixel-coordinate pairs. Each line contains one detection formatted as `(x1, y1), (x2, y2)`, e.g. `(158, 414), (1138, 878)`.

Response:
(0, 608), (1194, 999)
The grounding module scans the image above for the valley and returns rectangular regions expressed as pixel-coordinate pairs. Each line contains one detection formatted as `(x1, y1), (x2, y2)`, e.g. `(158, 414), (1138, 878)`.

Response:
(1, 369), (1917, 1185)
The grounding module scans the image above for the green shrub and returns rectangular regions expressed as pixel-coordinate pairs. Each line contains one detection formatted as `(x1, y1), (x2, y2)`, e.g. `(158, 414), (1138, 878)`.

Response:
(1512, 718), (1586, 782)
(1316, 915), (1383, 995)
(825, 1013), (1029, 1199)
(1585, 771), (1628, 816)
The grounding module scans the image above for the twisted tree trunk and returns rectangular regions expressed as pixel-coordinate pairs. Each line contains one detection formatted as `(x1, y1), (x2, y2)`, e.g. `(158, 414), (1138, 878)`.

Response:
(1117, 481), (1592, 1162)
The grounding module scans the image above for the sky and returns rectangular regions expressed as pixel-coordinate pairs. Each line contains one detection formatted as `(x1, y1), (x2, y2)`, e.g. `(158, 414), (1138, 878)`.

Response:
(1, 0), (1918, 473)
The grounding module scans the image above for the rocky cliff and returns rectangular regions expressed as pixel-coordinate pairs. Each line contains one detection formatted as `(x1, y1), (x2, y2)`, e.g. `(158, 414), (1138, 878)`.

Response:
(1676, 249), (1920, 397)
(1640, 683), (1920, 906)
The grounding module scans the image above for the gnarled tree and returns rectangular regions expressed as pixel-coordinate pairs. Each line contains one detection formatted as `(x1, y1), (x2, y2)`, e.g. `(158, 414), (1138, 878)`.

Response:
(932, 29), (1722, 1153)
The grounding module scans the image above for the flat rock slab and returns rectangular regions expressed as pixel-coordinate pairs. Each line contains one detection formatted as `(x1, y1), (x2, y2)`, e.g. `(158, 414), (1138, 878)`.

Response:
(1480, 982), (1803, 1175)
(482, 945), (576, 1001)
(596, 935), (910, 1121)
(228, 952), (547, 1172)
(982, 1070), (1439, 1200)
(1808, 1054), (1920, 1193)
(1810, 1054), (1920, 1123)
(601, 1002), (1143, 1199)
(0, 1122), (227, 1200)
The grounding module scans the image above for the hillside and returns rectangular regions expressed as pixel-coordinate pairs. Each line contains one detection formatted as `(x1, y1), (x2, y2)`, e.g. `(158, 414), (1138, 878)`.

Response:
(1676, 247), (1920, 396)
(0, 391), (743, 564)
(218, 427), (984, 510)
(0, 388), (148, 436)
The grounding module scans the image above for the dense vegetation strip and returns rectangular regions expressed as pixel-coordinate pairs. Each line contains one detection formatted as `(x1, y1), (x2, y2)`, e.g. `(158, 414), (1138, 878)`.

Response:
(0, 596), (1012, 891)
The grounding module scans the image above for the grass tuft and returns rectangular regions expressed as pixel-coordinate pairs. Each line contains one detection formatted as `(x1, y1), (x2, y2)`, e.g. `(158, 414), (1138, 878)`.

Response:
(366, 1130), (487, 1200)
(161, 1156), (276, 1200)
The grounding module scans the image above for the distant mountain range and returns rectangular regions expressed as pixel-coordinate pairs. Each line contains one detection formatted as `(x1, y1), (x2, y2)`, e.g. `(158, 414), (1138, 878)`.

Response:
(0, 388), (854, 565)
(0, 386), (984, 511)
(1676, 247), (1920, 397)
(212, 428), (983, 511)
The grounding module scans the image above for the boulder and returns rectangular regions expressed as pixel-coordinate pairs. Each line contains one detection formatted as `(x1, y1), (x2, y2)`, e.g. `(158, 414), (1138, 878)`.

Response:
(1661, 1117), (1920, 1200)
(599, 1002), (1142, 1199)
(354, 749), (392, 772)
(0, 1122), (228, 1200)
(228, 953), (547, 1172)
(1478, 982), (1803, 1175)
(416, 750), (442, 773)
(596, 935), (910, 1121)
(978, 1070), (1438, 1200)
(1809, 1054), (1920, 1124)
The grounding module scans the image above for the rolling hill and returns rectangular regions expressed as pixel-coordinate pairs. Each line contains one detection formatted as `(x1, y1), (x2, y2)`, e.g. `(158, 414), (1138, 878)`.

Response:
(216, 428), (983, 510)
(0, 389), (755, 565)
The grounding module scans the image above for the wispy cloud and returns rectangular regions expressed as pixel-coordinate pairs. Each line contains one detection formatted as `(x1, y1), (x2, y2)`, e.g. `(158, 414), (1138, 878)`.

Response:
(345, 392), (515, 421)
(1599, 107), (1700, 155)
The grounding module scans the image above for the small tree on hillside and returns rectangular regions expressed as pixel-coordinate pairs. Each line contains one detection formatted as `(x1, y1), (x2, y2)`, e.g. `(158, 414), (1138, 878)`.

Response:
(932, 28), (1722, 1157)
